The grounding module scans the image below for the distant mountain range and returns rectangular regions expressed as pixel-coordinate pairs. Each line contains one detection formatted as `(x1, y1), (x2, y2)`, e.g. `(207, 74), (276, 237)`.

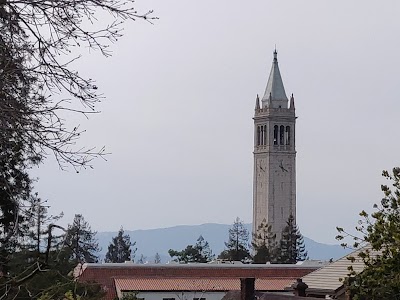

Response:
(96, 223), (350, 263)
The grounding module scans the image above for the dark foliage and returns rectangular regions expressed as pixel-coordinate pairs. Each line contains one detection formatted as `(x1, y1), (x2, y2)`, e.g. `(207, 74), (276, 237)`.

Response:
(63, 214), (100, 264)
(1, 1), (153, 298)
(105, 227), (136, 263)
(168, 235), (214, 263)
(218, 217), (251, 262)
(252, 218), (278, 264)
(336, 168), (400, 299)
(278, 215), (307, 264)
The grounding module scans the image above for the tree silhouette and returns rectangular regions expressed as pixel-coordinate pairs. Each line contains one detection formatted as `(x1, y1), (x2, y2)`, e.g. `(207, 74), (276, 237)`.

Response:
(278, 215), (307, 264)
(252, 218), (278, 263)
(105, 227), (136, 263)
(219, 217), (251, 262)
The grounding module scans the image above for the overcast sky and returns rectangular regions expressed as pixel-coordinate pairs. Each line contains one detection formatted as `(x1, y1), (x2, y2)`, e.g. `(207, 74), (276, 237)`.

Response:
(32, 1), (400, 244)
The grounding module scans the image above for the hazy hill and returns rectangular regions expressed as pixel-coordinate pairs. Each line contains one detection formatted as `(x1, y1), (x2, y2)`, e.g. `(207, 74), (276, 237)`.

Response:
(97, 223), (350, 262)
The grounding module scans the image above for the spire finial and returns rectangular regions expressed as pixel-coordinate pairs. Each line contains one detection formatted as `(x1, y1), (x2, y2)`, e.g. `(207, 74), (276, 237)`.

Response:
(261, 47), (288, 105)
(290, 93), (295, 110)
(255, 94), (260, 111)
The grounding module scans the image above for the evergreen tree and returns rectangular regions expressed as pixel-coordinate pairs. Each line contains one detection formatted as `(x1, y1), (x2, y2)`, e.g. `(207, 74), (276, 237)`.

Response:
(218, 217), (251, 262)
(169, 235), (214, 263)
(252, 218), (278, 264)
(336, 168), (400, 300)
(23, 194), (64, 253)
(278, 215), (307, 264)
(0, 41), (38, 273)
(194, 235), (214, 262)
(105, 227), (136, 263)
(63, 214), (100, 264)
(154, 253), (161, 264)
(0, 1), (153, 298)
(137, 254), (147, 264)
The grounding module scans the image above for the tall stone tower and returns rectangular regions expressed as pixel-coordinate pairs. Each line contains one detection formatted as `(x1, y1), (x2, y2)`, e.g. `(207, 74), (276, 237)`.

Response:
(253, 50), (296, 239)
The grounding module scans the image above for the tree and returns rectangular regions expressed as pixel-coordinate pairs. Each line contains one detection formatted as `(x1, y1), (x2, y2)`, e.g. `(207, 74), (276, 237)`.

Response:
(63, 214), (100, 264)
(168, 235), (214, 263)
(21, 194), (64, 256)
(194, 235), (214, 262)
(252, 218), (278, 264)
(1, 202), (103, 300)
(105, 227), (136, 263)
(154, 252), (161, 264)
(278, 215), (308, 264)
(218, 217), (251, 262)
(336, 168), (400, 300)
(0, 1), (154, 297)
(0, 1), (155, 169)
(120, 292), (140, 300)
(137, 254), (147, 264)
(0, 44), (38, 273)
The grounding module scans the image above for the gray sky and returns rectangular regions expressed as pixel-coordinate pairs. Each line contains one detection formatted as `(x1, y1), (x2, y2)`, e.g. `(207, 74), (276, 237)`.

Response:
(33, 0), (400, 244)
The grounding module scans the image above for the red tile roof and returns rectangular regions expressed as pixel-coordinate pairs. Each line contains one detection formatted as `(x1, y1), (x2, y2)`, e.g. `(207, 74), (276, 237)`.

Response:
(78, 263), (318, 300)
(114, 277), (295, 292)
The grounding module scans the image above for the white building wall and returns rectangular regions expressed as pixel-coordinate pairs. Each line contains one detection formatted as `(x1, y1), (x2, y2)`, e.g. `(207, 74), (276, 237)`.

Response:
(128, 291), (226, 300)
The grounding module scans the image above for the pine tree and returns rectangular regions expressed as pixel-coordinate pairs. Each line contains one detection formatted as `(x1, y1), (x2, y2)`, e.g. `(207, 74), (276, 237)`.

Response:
(278, 215), (307, 264)
(194, 235), (214, 262)
(154, 253), (161, 264)
(218, 217), (251, 262)
(168, 235), (214, 263)
(63, 214), (100, 264)
(252, 218), (278, 264)
(23, 194), (63, 256)
(105, 227), (136, 263)
(137, 254), (147, 264)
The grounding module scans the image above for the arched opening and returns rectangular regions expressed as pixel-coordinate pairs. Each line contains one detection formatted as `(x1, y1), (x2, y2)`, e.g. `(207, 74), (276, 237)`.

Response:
(279, 125), (284, 145)
(285, 126), (290, 145)
(262, 125), (267, 145)
(273, 125), (278, 145)
(257, 126), (260, 145)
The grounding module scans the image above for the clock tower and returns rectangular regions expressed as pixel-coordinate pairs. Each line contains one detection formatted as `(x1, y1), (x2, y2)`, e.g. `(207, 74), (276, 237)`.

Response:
(253, 50), (296, 240)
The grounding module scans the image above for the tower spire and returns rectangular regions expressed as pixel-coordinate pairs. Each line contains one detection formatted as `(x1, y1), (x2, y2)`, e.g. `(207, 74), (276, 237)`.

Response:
(261, 50), (288, 108)
(253, 50), (296, 240)
(290, 93), (295, 109)
(255, 94), (260, 110)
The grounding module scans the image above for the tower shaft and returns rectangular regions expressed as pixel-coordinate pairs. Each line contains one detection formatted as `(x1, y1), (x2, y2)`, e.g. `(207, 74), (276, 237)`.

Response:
(252, 51), (296, 240)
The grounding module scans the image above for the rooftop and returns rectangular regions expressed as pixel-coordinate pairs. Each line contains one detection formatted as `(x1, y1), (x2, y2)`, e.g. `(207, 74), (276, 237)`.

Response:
(77, 263), (319, 300)
(261, 50), (288, 106)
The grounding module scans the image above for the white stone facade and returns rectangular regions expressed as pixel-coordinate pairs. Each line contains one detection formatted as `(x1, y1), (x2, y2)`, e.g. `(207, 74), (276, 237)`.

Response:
(252, 51), (296, 240)
(130, 291), (224, 300)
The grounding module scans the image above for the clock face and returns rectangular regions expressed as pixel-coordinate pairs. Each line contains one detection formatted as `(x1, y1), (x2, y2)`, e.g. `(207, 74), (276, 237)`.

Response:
(278, 159), (288, 173)
(258, 159), (265, 172)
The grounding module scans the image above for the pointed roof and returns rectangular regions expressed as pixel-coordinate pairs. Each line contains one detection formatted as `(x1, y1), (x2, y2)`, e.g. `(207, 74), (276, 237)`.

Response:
(262, 50), (288, 102)
(255, 94), (260, 110)
(290, 93), (295, 109)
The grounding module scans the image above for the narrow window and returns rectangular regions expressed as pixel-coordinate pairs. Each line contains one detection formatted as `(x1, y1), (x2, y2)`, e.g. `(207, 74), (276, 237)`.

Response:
(257, 126), (261, 146)
(285, 126), (290, 145)
(280, 125), (284, 145)
(260, 126), (264, 145)
(263, 125), (267, 145)
(273, 125), (278, 145)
